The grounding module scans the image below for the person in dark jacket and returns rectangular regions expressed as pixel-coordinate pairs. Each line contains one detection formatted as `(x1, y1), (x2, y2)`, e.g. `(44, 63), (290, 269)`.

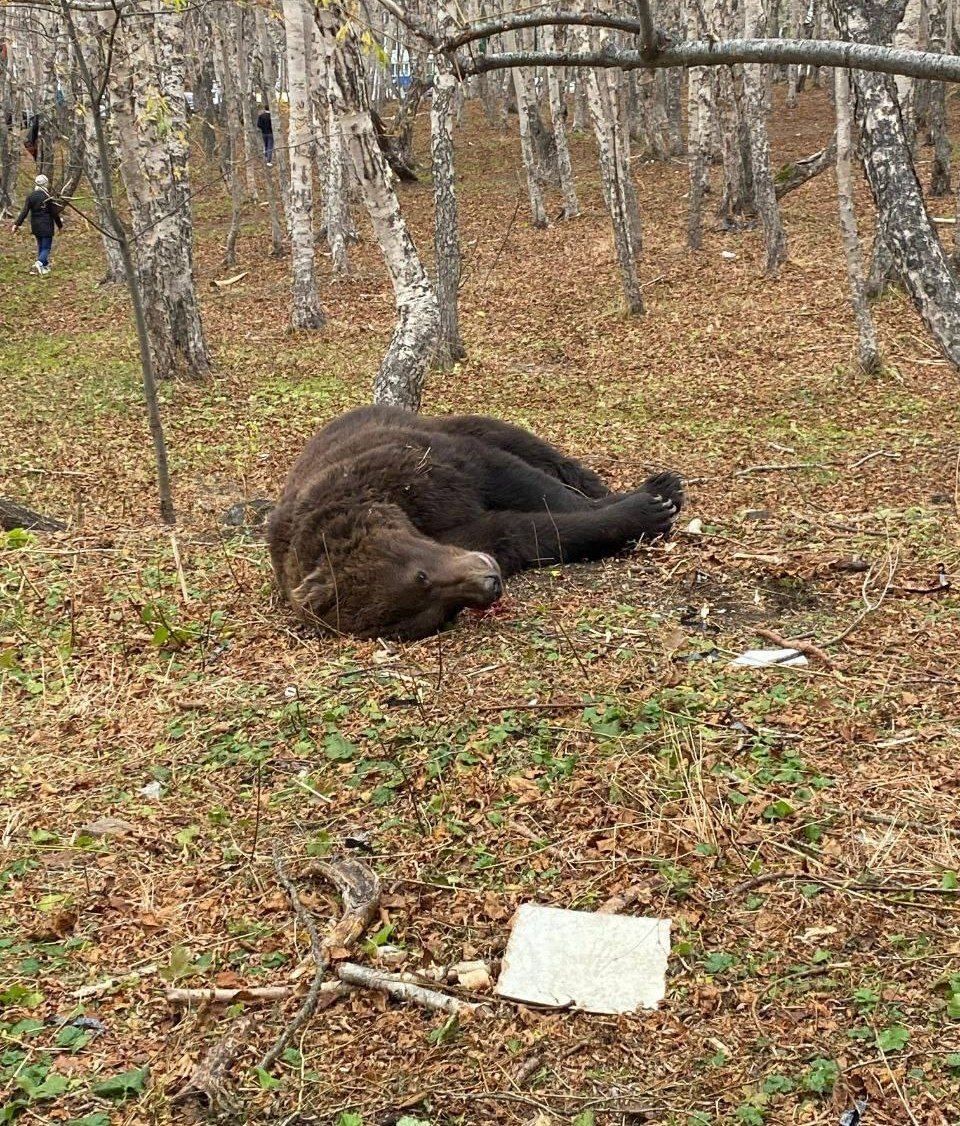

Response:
(11, 174), (63, 276)
(256, 108), (274, 166)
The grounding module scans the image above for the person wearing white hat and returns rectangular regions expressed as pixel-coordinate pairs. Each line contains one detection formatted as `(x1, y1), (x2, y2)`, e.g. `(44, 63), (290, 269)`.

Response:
(11, 174), (64, 276)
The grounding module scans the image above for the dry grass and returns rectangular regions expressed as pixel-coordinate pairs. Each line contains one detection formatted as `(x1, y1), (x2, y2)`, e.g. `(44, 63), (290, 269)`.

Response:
(1, 86), (960, 1125)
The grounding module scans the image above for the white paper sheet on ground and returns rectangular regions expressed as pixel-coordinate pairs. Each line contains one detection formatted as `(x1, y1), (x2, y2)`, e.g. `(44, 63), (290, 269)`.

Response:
(495, 903), (670, 1014)
(730, 648), (809, 668)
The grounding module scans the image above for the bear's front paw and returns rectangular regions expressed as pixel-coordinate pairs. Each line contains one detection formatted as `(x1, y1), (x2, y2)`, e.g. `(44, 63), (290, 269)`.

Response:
(641, 471), (685, 512)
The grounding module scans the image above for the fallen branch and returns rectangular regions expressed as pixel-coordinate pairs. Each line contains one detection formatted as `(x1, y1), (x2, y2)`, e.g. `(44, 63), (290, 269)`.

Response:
(0, 499), (66, 533)
(754, 627), (835, 669)
(336, 962), (482, 1015)
(774, 137), (837, 199)
(258, 851), (380, 1074)
(170, 1013), (254, 1114)
(167, 986), (295, 1005)
(734, 462), (830, 477)
(848, 449), (901, 470)
(734, 870), (960, 898)
(821, 549), (898, 648)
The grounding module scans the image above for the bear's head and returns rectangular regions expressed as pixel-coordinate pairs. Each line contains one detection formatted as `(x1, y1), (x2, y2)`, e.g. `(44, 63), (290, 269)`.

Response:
(288, 504), (502, 640)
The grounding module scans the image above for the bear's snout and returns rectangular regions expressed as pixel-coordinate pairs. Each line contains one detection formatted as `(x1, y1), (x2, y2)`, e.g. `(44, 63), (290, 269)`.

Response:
(458, 551), (502, 606)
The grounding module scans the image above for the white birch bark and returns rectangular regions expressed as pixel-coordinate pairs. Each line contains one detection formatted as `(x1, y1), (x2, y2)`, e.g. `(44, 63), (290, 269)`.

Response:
(834, 68), (880, 374)
(71, 10), (124, 282)
(314, 2), (438, 410)
(509, 29), (548, 230)
(543, 24), (579, 219)
(786, 0), (803, 106)
(742, 0), (787, 273)
(586, 43), (643, 314)
(926, 0), (952, 196)
(687, 62), (714, 250)
(280, 0), (325, 329)
(326, 102), (350, 276)
(260, 8), (293, 226)
(211, 11), (244, 268)
(834, 0), (960, 365)
(83, 110), (125, 283)
(233, 5), (260, 203)
(893, 0), (923, 144)
(431, 1), (465, 368)
(110, 0), (209, 381)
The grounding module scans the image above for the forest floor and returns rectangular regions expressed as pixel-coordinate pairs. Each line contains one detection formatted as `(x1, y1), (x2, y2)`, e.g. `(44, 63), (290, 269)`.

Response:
(2, 87), (960, 1126)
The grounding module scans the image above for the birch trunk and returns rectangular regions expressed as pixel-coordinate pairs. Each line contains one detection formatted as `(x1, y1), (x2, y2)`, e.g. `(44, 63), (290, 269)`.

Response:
(586, 43), (643, 314)
(892, 0), (922, 146)
(63, 1), (176, 523)
(326, 102), (350, 276)
(687, 62), (714, 249)
(742, 0), (787, 273)
(834, 68), (880, 373)
(509, 30), (548, 229)
(314, 2), (438, 410)
(834, 0), (960, 365)
(926, 0), (952, 196)
(786, 0), (803, 106)
(0, 30), (20, 214)
(572, 74), (588, 132)
(259, 8), (292, 227)
(431, 30), (465, 368)
(110, 0), (209, 381)
(281, 0), (325, 329)
(543, 24), (579, 219)
(212, 12), (244, 268)
(234, 6), (260, 203)
(83, 109), (125, 283)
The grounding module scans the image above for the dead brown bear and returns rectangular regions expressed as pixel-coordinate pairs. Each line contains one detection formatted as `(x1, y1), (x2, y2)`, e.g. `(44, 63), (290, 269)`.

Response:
(268, 406), (683, 640)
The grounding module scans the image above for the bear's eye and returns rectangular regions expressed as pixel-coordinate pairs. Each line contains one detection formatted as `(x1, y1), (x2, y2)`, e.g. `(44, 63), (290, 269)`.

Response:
(415, 569), (430, 587)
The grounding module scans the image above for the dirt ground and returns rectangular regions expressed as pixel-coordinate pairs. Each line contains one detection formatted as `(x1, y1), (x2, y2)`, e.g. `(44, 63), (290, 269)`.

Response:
(2, 86), (960, 1126)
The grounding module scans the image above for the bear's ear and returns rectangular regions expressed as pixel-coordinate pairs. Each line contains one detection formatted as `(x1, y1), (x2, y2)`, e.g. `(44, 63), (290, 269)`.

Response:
(290, 567), (339, 626)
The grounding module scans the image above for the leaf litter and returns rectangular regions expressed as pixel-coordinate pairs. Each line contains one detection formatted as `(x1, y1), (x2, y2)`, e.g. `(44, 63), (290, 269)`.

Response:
(1, 87), (959, 1124)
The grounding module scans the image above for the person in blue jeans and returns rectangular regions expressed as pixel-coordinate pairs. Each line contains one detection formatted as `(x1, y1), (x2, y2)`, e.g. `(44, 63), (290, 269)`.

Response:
(11, 174), (63, 276)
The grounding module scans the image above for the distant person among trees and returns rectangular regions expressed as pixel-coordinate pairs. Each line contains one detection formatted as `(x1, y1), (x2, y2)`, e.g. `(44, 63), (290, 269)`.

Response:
(11, 174), (63, 277)
(23, 113), (40, 162)
(256, 108), (273, 166)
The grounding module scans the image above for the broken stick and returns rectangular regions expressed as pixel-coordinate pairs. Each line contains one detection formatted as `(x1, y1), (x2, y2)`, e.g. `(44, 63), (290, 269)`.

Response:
(336, 962), (482, 1015)
(754, 627), (835, 669)
(167, 986), (293, 1005)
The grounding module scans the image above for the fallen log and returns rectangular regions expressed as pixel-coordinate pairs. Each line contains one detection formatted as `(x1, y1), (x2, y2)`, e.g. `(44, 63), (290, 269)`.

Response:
(0, 499), (65, 533)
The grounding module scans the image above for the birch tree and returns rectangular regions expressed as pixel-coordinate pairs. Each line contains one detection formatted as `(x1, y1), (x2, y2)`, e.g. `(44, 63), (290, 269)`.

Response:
(742, 0), (787, 272)
(314, 1), (438, 409)
(926, 0), (951, 196)
(543, 23), (579, 219)
(281, 0), (325, 329)
(109, 0), (209, 381)
(509, 29), (548, 229)
(431, 0), (466, 367)
(832, 0), (960, 365)
(211, 8), (245, 268)
(585, 25), (643, 314)
(61, 0), (176, 523)
(834, 67), (880, 373)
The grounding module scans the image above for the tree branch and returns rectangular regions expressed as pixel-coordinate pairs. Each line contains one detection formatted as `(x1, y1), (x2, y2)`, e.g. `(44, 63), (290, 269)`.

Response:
(460, 38), (960, 85)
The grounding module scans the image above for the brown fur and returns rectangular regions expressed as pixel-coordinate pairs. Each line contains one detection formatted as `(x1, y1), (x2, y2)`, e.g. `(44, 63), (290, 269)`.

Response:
(268, 406), (683, 640)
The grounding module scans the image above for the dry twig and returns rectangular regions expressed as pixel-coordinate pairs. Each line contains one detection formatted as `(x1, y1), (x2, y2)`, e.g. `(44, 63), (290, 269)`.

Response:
(258, 850), (380, 1073)
(755, 627), (835, 668)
